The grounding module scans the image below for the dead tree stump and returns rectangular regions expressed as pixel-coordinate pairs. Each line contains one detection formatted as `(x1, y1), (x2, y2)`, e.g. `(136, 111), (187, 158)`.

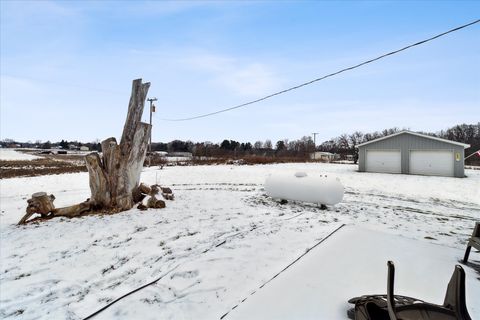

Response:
(85, 79), (151, 211)
(18, 79), (155, 225)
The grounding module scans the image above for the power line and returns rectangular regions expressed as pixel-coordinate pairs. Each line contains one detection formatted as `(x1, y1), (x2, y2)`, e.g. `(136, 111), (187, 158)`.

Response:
(158, 19), (479, 122)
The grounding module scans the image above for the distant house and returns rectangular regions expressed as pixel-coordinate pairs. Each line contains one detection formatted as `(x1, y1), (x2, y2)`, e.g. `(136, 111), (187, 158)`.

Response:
(68, 144), (79, 150)
(357, 130), (470, 178)
(310, 152), (336, 162)
(168, 152), (193, 158)
(80, 146), (89, 151)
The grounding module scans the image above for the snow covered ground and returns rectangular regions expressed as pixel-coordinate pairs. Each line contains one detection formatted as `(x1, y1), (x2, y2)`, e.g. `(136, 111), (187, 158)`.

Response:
(0, 149), (41, 161)
(0, 163), (479, 319)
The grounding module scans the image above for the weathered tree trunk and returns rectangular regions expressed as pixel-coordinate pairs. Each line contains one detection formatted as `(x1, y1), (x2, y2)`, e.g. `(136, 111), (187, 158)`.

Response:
(19, 193), (92, 224)
(86, 79), (151, 211)
(18, 79), (155, 225)
(18, 192), (56, 224)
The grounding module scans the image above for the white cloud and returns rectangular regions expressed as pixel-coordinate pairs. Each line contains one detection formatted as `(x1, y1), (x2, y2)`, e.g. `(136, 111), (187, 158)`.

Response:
(1, 0), (78, 24)
(182, 53), (284, 96)
(121, 1), (212, 17)
(218, 63), (280, 96)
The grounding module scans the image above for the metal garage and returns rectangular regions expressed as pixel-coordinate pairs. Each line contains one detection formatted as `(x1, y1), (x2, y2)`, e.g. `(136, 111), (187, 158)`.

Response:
(357, 131), (470, 178)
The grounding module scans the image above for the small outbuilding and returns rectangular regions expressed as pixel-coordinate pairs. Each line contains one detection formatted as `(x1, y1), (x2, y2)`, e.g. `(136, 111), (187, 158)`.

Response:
(310, 152), (337, 162)
(357, 131), (470, 178)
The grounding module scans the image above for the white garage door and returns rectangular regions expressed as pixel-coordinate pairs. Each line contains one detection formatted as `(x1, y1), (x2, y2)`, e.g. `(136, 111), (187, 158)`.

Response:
(366, 150), (401, 174)
(409, 150), (454, 177)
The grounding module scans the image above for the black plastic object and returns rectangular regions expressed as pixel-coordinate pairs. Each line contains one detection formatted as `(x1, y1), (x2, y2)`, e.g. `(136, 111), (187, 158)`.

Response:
(347, 261), (472, 320)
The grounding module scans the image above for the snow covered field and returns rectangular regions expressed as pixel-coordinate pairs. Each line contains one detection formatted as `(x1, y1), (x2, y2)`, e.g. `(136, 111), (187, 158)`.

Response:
(0, 149), (41, 161)
(1, 163), (479, 319)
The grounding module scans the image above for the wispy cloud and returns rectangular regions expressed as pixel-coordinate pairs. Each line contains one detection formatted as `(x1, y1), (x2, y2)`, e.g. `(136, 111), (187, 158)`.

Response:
(1, 0), (79, 24)
(182, 52), (284, 96)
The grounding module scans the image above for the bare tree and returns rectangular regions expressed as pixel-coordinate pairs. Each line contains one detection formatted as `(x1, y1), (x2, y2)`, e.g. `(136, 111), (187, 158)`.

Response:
(349, 131), (364, 164)
(264, 139), (272, 149)
(337, 134), (350, 154)
(254, 141), (263, 149)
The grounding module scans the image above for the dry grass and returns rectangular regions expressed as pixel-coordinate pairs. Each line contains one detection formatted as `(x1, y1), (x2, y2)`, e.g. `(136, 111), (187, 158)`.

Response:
(191, 155), (317, 165)
(1, 154), (328, 179)
(0, 159), (87, 179)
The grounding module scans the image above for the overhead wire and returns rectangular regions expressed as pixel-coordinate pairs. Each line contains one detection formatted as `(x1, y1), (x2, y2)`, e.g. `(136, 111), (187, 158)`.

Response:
(158, 19), (479, 122)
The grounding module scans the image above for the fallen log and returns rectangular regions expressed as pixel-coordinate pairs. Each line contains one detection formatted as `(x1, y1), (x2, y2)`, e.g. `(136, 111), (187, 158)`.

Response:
(19, 193), (92, 224)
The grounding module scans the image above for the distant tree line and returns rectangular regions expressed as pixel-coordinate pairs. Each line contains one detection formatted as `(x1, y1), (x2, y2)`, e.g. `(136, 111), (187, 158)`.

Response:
(2, 123), (478, 164)
(318, 128), (404, 163)
(0, 139), (101, 152)
(150, 123), (480, 163)
(151, 136), (316, 160)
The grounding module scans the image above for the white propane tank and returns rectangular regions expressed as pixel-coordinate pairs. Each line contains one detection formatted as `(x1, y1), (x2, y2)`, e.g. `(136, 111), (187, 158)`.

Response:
(265, 172), (344, 205)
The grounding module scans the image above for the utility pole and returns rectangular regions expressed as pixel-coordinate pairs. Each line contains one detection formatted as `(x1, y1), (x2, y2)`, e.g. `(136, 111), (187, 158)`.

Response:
(312, 132), (319, 160)
(147, 97), (157, 167)
(147, 97), (158, 153)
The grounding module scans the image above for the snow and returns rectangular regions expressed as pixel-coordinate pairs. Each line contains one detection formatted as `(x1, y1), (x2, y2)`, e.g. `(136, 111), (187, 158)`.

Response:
(265, 171), (344, 205)
(227, 226), (480, 319)
(0, 149), (41, 161)
(0, 163), (479, 319)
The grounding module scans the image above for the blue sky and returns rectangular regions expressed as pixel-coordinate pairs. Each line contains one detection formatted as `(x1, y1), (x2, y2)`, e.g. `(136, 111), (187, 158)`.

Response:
(1, 1), (479, 144)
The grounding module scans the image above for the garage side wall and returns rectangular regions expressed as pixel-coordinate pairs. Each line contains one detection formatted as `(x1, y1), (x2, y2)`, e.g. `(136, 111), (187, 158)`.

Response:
(358, 133), (465, 177)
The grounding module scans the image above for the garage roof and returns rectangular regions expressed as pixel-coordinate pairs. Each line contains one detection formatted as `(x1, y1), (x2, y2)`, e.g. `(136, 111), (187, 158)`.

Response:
(357, 130), (471, 148)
